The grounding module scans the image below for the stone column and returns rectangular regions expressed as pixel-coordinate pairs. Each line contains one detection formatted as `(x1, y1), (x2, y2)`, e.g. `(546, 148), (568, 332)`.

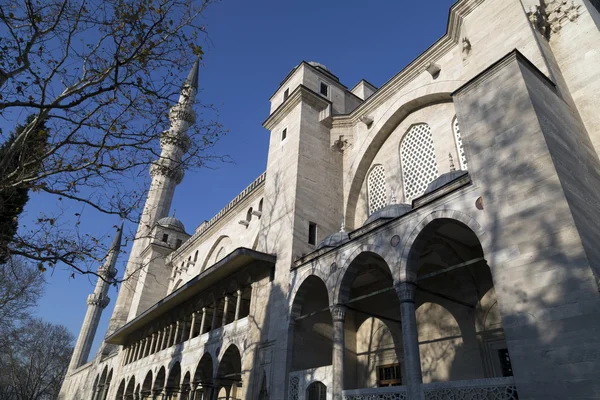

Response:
(330, 304), (347, 400)
(166, 324), (174, 348)
(189, 312), (197, 341)
(199, 308), (207, 335)
(222, 296), (231, 326)
(156, 329), (163, 352)
(142, 337), (149, 358)
(211, 302), (218, 330)
(174, 321), (181, 345)
(149, 333), (157, 355)
(161, 326), (168, 350)
(234, 290), (242, 321)
(134, 341), (142, 361)
(122, 346), (130, 365)
(395, 281), (422, 399)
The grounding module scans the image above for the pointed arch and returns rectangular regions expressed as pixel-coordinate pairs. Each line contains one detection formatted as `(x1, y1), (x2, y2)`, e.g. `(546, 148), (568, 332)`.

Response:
(201, 235), (232, 271)
(153, 367), (166, 394)
(141, 371), (153, 399)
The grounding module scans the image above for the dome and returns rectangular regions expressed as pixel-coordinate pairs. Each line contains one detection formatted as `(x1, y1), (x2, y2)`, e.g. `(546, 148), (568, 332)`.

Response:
(157, 216), (186, 232)
(364, 203), (412, 226)
(424, 170), (468, 196)
(308, 61), (330, 71)
(317, 231), (350, 250)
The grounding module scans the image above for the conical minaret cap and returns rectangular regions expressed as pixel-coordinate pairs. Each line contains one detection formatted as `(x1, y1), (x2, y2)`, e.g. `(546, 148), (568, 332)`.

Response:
(183, 58), (200, 89)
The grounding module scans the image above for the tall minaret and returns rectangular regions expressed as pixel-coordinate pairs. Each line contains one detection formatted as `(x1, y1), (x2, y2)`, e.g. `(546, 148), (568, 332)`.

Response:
(105, 59), (199, 338)
(68, 223), (122, 371)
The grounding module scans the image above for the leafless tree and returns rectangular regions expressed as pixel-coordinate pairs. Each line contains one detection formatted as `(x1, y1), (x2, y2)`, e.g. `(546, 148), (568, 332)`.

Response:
(0, 318), (74, 400)
(0, 0), (225, 278)
(0, 257), (44, 328)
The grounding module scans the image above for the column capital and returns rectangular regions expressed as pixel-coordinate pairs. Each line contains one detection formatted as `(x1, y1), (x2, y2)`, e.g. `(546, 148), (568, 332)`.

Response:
(330, 304), (347, 322)
(395, 281), (417, 303)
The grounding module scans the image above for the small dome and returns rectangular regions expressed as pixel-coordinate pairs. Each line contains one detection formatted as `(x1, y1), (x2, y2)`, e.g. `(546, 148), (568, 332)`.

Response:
(317, 231), (350, 249)
(364, 203), (412, 226)
(424, 170), (468, 196)
(157, 216), (186, 232)
(308, 61), (330, 71)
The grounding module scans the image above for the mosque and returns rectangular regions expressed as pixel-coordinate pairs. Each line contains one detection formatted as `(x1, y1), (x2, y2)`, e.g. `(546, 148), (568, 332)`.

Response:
(60, 1), (600, 399)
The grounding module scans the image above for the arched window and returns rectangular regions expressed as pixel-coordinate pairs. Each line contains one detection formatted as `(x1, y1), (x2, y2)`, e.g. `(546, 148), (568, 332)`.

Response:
(194, 250), (198, 262)
(452, 116), (468, 170)
(306, 381), (326, 400)
(246, 207), (253, 223)
(400, 123), (438, 201)
(258, 198), (263, 212)
(367, 164), (387, 215)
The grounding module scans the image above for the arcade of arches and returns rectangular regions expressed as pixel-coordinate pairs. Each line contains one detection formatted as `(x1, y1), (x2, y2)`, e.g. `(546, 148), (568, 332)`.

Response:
(105, 344), (242, 400)
(290, 218), (512, 399)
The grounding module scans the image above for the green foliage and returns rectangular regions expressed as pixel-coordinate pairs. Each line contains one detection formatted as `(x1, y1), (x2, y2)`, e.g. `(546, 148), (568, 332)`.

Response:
(0, 116), (48, 263)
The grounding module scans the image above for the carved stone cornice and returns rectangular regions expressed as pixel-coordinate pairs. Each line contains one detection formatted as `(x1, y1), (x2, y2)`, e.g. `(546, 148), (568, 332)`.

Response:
(330, 304), (347, 322)
(527, 0), (581, 38)
(149, 162), (185, 184)
(160, 131), (191, 153)
(87, 293), (110, 308)
(170, 103), (196, 124)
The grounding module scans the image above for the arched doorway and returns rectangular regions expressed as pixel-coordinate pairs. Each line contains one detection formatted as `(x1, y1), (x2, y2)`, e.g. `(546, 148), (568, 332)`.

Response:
(166, 362), (182, 399)
(216, 345), (242, 400)
(290, 275), (332, 372)
(193, 353), (213, 400)
(153, 367), (166, 398)
(407, 218), (512, 383)
(306, 381), (327, 400)
(141, 371), (153, 400)
(337, 252), (401, 390)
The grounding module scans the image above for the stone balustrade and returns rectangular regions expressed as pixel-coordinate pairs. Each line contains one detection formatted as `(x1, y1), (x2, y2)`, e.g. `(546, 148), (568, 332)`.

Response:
(422, 376), (517, 400)
(339, 377), (517, 400)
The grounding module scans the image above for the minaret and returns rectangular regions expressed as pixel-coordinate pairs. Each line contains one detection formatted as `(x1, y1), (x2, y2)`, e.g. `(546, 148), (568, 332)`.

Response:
(68, 223), (122, 371)
(105, 59), (199, 337)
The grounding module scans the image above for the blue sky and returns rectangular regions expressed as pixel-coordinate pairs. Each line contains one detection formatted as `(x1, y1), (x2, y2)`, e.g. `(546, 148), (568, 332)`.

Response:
(26, 0), (457, 359)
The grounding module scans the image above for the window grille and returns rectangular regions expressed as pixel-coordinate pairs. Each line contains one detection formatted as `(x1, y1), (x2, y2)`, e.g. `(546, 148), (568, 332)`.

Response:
(367, 164), (387, 215)
(453, 116), (468, 170)
(400, 124), (438, 201)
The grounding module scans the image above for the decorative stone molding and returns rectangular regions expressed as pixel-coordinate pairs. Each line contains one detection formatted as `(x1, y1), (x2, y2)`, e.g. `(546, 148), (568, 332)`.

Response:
(425, 62), (441, 77)
(462, 37), (472, 60)
(160, 131), (191, 152)
(546, 0), (581, 32)
(87, 293), (110, 308)
(149, 162), (185, 184)
(332, 135), (350, 153)
(359, 115), (374, 127)
(330, 304), (347, 322)
(169, 103), (196, 124)
(527, 1), (581, 38)
(395, 281), (417, 303)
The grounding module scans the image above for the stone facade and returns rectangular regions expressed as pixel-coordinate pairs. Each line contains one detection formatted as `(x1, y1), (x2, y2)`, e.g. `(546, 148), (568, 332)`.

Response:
(60, 1), (600, 399)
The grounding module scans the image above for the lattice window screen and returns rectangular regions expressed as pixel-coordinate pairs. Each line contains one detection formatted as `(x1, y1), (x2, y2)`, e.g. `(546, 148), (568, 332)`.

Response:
(453, 116), (468, 170)
(367, 165), (387, 215)
(400, 124), (438, 201)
